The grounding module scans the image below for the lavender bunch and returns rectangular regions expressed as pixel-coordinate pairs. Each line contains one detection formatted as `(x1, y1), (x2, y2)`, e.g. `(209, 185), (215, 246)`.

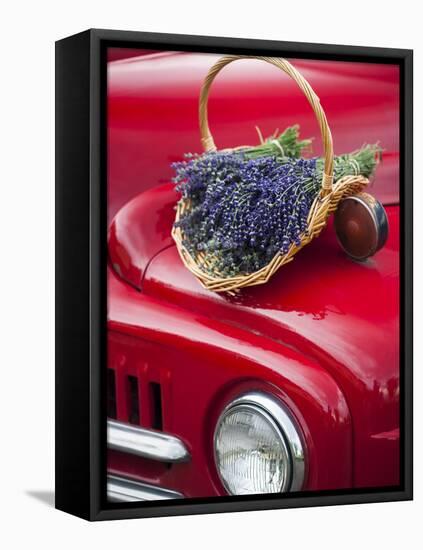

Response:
(173, 129), (380, 278)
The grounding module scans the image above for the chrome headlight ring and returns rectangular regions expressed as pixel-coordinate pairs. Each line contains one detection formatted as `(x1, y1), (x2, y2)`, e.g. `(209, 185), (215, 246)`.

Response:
(214, 391), (306, 495)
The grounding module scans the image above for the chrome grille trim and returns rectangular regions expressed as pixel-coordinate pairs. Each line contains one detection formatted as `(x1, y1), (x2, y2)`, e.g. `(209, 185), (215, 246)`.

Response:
(107, 419), (190, 463)
(107, 475), (184, 502)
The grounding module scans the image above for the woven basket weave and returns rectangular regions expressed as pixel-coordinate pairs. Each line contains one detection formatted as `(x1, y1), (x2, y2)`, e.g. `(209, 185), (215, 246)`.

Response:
(172, 55), (369, 293)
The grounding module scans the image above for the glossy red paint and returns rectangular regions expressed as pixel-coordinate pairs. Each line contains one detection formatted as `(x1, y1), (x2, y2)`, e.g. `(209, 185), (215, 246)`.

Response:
(108, 270), (353, 495)
(107, 51), (400, 496)
(108, 184), (177, 288)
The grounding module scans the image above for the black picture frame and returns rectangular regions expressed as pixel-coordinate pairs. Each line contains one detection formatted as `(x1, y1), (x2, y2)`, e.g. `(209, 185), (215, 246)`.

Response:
(55, 28), (413, 521)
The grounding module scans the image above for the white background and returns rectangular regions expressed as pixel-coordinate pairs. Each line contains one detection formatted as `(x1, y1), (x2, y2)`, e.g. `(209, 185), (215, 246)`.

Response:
(0, 1), (420, 548)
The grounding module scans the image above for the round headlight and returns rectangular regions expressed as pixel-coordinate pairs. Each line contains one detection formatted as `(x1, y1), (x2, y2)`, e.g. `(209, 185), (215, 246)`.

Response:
(214, 392), (305, 495)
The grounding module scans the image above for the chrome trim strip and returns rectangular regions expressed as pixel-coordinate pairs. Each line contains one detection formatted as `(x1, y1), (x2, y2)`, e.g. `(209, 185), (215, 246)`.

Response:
(107, 475), (184, 502)
(107, 419), (190, 463)
(214, 391), (306, 494)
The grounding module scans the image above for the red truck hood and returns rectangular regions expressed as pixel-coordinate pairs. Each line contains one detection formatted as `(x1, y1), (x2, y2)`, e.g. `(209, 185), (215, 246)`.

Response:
(109, 182), (399, 398)
(148, 225), (399, 398)
(131, 183), (400, 486)
(141, 185), (399, 389)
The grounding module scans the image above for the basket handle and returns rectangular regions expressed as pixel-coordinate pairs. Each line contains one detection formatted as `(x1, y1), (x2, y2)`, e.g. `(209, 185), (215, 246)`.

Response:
(199, 55), (334, 196)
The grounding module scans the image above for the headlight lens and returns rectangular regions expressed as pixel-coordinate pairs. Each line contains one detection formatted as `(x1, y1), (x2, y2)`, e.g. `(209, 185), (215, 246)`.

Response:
(214, 393), (304, 495)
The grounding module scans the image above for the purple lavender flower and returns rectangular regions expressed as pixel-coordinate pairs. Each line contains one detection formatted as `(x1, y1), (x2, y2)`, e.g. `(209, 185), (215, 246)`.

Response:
(173, 151), (319, 276)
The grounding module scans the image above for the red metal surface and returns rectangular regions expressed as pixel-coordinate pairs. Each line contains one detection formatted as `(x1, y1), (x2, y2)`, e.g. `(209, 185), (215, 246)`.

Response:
(107, 50), (400, 496)
(108, 271), (353, 495)
(108, 184), (177, 288)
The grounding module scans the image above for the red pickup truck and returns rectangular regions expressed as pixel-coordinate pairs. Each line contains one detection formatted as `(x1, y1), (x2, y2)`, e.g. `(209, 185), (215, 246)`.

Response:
(106, 50), (400, 502)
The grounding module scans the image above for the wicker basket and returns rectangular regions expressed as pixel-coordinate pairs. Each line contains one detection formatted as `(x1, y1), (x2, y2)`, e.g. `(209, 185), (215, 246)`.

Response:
(172, 55), (369, 293)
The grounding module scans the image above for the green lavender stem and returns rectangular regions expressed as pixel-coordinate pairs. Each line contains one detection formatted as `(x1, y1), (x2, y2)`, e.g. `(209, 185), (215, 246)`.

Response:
(309, 144), (382, 195)
(243, 127), (381, 182)
(243, 125), (313, 159)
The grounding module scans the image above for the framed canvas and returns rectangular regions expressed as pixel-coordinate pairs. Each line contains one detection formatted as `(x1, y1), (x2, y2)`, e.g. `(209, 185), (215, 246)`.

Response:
(55, 29), (413, 521)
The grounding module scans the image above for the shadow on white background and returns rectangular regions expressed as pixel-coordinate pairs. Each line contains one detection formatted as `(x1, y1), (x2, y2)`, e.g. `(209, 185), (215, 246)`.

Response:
(26, 491), (55, 508)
